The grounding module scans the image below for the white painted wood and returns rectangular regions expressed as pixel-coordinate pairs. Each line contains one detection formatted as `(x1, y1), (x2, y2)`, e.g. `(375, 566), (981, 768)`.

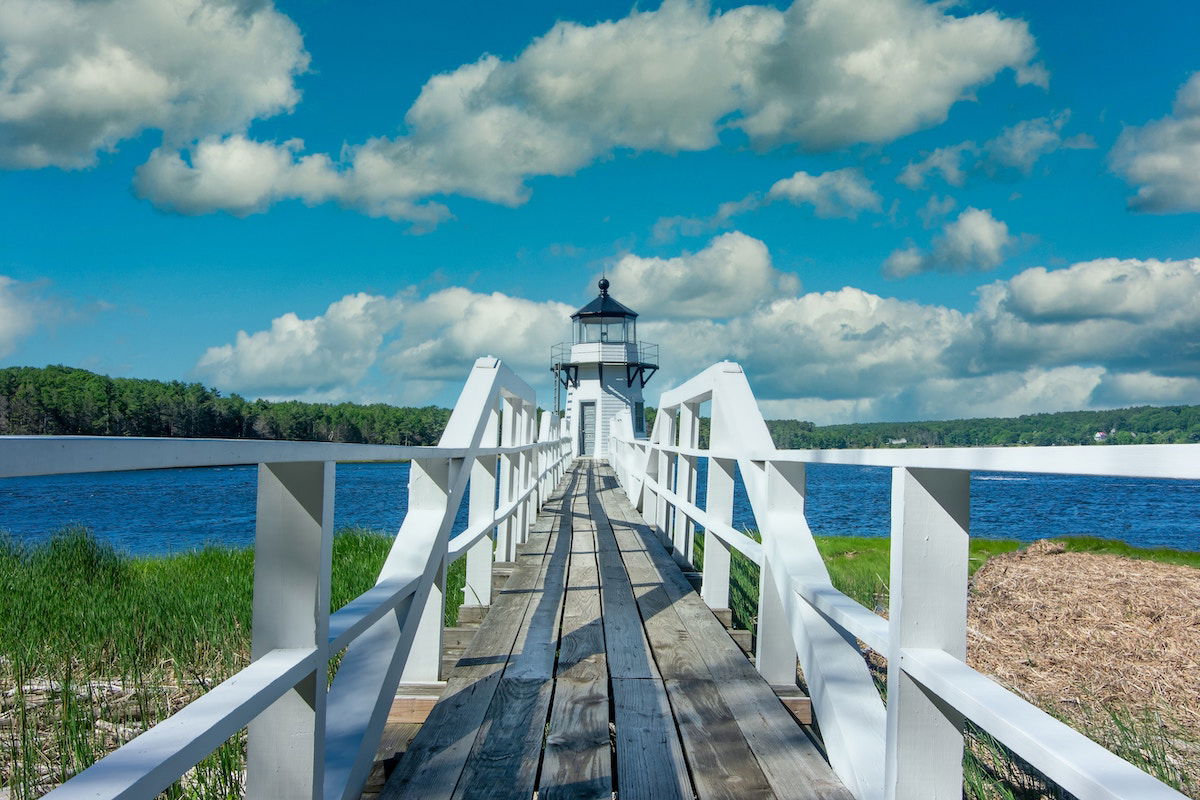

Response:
(466, 409), (500, 607)
(247, 461), (334, 800)
(43, 648), (318, 800)
(9, 355), (571, 800)
(755, 464), (799, 686)
(673, 401), (699, 562)
(327, 576), (420, 652)
(885, 468), (970, 800)
(900, 648), (1189, 800)
(757, 462), (886, 800)
(791, 578), (889, 655)
(700, 456), (734, 610)
(610, 358), (1200, 800)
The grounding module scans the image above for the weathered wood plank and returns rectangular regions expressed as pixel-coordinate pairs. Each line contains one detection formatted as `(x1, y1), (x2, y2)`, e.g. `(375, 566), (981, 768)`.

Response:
(589, 490), (660, 681)
(610, 678), (692, 800)
(665, 679), (776, 800)
(596, 465), (852, 800)
(539, 475), (612, 800)
(380, 474), (577, 800)
(450, 482), (575, 799)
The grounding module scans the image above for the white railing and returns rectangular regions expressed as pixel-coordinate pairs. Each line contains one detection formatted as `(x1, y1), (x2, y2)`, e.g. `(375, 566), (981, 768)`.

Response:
(609, 360), (1200, 800)
(0, 357), (571, 800)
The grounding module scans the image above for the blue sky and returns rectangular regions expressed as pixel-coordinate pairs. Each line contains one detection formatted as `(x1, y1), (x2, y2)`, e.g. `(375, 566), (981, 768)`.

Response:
(2, 0), (1199, 423)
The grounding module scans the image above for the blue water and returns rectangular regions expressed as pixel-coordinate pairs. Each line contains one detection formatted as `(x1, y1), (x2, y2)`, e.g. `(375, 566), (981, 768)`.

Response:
(1, 461), (1198, 555)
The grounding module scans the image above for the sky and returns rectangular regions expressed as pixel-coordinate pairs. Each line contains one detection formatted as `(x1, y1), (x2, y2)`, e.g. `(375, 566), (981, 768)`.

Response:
(2, 0), (1199, 424)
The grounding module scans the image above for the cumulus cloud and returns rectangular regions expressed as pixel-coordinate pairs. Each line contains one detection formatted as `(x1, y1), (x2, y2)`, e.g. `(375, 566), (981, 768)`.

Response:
(605, 232), (800, 318)
(884, 207), (1013, 278)
(898, 112), (1093, 189)
(766, 168), (882, 219)
(134, 135), (343, 217)
(0, 0), (307, 169)
(133, 0), (1040, 224)
(898, 142), (975, 189)
(0, 276), (40, 357)
(193, 252), (1200, 423)
(649, 255), (1200, 421)
(194, 293), (406, 395)
(193, 286), (572, 399)
(1112, 72), (1200, 213)
(986, 112), (1094, 172)
(382, 289), (574, 381)
(654, 167), (881, 241)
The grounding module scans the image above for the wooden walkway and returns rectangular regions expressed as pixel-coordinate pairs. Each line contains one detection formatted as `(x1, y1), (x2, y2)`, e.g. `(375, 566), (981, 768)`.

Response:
(379, 461), (851, 800)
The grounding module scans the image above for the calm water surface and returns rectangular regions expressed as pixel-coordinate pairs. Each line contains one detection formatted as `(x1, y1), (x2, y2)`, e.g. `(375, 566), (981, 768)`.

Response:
(1, 461), (1197, 555)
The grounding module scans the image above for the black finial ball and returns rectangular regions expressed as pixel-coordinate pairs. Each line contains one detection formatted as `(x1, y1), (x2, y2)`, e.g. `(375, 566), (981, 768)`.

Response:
(598, 277), (610, 295)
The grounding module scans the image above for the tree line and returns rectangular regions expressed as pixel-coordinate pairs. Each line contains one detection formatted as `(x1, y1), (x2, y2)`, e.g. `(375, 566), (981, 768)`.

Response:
(647, 404), (1200, 449)
(4, 365), (1198, 449)
(0, 366), (449, 445)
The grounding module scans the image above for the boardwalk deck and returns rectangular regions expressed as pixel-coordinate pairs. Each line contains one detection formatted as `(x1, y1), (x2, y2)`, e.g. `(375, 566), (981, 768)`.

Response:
(379, 461), (852, 800)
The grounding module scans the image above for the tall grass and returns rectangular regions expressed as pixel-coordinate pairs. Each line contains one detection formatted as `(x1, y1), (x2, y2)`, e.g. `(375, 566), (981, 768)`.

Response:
(0, 526), (466, 798)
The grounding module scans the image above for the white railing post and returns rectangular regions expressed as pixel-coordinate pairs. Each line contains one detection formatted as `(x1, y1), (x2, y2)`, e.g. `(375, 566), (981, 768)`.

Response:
(520, 402), (535, 540)
(673, 401), (700, 563)
(655, 413), (675, 545)
(465, 409), (500, 609)
(756, 461), (801, 686)
(247, 461), (333, 800)
(885, 467), (970, 800)
(701, 456), (734, 611)
(398, 458), (458, 685)
(498, 396), (518, 561)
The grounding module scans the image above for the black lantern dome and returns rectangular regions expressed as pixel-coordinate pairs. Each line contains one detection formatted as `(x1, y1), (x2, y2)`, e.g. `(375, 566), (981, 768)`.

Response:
(571, 278), (637, 343)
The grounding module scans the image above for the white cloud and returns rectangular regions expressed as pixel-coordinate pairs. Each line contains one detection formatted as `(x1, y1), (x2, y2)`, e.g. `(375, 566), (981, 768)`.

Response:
(1112, 72), (1200, 213)
(654, 167), (881, 241)
(0, 0), (307, 169)
(766, 168), (881, 219)
(897, 142), (975, 188)
(606, 232), (800, 319)
(134, 135), (342, 216)
(918, 194), (957, 227)
(739, 0), (1040, 148)
(0, 276), (40, 357)
(899, 112), (1094, 189)
(382, 289), (574, 382)
(884, 207), (1013, 278)
(133, 0), (1040, 224)
(194, 292), (406, 395)
(192, 249), (1200, 425)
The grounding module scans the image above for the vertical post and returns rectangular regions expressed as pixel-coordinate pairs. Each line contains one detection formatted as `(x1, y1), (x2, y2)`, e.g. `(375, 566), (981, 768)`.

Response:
(655, 411), (675, 545)
(465, 410), (499, 609)
(498, 396), (518, 562)
(756, 461), (800, 686)
(247, 461), (333, 800)
(673, 401), (699, 563)
(885, 467), (969, 800)
(701, 456), (733, 610)
(399, 458), (458, 685)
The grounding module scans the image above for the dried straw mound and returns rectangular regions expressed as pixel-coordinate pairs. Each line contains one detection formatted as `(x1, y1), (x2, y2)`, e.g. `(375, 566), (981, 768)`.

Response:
(966, 540), (1200, 734)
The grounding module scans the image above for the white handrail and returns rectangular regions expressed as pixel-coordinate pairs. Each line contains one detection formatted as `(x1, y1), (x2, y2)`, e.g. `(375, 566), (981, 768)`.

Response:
(609, 360), (1196, 800)
(2, 356), (571, 800)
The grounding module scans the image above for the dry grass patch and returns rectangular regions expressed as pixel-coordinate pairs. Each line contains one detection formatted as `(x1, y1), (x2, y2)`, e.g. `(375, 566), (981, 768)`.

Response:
(967, 539), (1200, 794)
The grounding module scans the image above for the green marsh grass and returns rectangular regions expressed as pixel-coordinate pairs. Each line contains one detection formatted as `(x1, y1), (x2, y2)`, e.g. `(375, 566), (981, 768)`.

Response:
(0, 526), (466, 798)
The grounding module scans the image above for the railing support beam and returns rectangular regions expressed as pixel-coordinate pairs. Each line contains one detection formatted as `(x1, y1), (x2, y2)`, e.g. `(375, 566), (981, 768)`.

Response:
(247, 460), (334, 800)
(701, 456), (734, 610)
(885, 467), (970, 800)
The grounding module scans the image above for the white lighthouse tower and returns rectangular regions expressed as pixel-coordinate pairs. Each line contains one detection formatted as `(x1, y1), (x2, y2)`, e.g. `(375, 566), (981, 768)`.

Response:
(552, 278), (658, 458)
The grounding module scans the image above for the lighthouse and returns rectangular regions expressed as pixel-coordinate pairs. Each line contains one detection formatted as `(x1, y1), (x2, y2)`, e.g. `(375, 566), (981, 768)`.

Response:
(552, 278), (658, 458)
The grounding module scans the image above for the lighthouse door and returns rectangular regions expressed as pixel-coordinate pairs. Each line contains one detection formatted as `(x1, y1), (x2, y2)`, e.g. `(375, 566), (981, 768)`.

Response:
(580, 401), (596, 455)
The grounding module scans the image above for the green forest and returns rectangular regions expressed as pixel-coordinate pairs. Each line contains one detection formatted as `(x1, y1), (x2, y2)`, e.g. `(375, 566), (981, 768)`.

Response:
(0, 365), (449, 445)
(3, 364), (1199, 448)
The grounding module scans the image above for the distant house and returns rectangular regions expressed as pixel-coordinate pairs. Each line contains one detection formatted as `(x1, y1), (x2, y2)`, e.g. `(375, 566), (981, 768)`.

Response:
(888, 437), (908, 445)
(1094, 431), (1109, 442)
